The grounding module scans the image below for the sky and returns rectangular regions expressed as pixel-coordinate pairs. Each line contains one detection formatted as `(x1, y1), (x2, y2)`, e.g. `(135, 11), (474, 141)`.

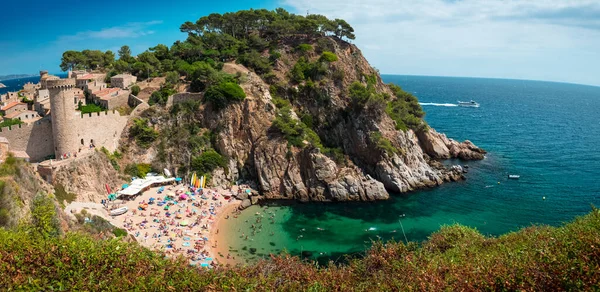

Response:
(1, 0), (599, 86)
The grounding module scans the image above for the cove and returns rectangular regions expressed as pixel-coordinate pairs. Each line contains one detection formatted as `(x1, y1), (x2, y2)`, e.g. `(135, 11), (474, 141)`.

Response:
(222, 75), (600, 264)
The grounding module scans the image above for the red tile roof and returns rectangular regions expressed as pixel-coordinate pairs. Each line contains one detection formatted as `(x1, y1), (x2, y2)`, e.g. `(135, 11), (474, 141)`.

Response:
(1, 101), (26, 111)
(77, 74), (95, 80)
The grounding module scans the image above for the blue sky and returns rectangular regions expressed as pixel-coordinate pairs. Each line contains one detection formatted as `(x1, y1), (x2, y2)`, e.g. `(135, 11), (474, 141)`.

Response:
(1, 0), (599, 86)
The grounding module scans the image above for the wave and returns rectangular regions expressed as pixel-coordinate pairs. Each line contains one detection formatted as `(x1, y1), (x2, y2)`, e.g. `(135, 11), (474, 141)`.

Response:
(419, 102), (458, 107)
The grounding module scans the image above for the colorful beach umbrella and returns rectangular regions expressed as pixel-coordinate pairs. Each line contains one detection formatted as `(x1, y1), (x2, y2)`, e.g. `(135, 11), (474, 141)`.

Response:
(180, 220), (189, 226)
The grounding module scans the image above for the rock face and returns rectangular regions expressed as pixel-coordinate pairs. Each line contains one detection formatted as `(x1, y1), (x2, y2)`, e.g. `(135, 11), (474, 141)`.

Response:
(137, 37), (484, 202)
(417, 130), (486, 160)
(53, 152), (126, 203)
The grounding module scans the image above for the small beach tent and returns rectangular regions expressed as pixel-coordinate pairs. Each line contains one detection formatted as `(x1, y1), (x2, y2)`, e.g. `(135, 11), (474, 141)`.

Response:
(200, 263), (209, 267)
(175, 177), (182, 182)
(122, 184), (129, 189)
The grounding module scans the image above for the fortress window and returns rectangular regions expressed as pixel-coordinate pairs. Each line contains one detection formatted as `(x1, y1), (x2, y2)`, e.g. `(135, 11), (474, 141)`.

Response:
(81, 139), (84, 145)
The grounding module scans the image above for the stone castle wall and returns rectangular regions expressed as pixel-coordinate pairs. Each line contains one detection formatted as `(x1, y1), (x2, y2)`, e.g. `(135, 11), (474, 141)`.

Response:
(0, 119), (54, 162)
(166, 93), (203, 107)
(74, 110), (129, 153)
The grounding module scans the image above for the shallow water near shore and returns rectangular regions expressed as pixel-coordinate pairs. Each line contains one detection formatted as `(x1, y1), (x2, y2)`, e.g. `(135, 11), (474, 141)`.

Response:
(223, 76), (600, 264)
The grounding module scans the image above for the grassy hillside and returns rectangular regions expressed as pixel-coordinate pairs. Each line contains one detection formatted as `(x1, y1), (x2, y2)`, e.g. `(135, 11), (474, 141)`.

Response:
(1, 208), (599, 290)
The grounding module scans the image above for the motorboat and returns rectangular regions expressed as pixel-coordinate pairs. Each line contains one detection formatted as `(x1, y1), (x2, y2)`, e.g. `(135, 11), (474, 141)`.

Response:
(110, 206), (128, 216)
(508, 174), (520, 179)
(458, 100), (480, 107)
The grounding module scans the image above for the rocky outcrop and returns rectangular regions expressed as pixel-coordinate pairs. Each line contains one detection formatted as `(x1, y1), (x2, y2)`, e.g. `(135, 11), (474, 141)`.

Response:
(138, 37), (484, 203)
(417, 129), (486, 160)
(53, 152), (126, 203)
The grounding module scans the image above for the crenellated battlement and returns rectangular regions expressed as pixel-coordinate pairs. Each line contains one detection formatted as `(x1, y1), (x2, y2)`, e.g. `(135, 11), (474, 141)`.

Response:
(79, 110), (124, 119)
(47, 79), (76, 89)
(0, 118), (52, 133)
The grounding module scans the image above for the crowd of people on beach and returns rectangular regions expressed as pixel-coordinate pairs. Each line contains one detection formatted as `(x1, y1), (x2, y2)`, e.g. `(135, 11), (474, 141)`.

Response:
(112, 183), (249, 267)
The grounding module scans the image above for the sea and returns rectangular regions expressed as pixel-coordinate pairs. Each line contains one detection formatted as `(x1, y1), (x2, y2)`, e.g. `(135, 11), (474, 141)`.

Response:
(0, 74), (66, 96)
(222, 75), (600, 265)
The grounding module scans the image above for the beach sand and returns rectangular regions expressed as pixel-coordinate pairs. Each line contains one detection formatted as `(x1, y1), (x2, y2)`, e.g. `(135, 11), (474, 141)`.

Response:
(210, 201), (243, 266)
(107, 183), (250, 267)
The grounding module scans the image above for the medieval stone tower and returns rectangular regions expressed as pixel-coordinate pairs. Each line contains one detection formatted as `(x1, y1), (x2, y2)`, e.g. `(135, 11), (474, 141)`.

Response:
(47, 78), (77, 158)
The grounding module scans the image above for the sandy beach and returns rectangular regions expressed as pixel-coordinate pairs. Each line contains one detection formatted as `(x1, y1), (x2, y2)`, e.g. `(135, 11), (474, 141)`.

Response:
(108, 183), (251, 267)
(211, 202), (243, 266)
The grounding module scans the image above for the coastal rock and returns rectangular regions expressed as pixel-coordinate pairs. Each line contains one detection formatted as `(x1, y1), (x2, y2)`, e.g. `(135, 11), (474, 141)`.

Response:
(240, 199), (252, 209)
(417, 129), (486, 160)
(134, 37), (485, 202)
(52, 152), (126, 203)
(251, 195), (263, 205)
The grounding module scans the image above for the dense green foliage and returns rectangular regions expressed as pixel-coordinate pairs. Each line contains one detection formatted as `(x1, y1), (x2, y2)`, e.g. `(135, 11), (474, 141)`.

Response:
(53, 183), (77, 205)
(129, 118), (158, 148)
(130, 84), (141, 96)
(124, 163), (153, 178)
(272, 106), (323, 149)
(148, 85), (177, 106)
(100, 147), (122, 171)
(29, 193), (61, 239)
(59, 8), (355, 90)
(0, 118), (23, 128)
(1, 208), (599, 290)
(348, 80), (388, 113)
(386, 83), (427, 132)
(204, 81), (246, 109)
(77, 103), (103, 114)
(370, 132), (398, 156)
(191, 149), (227, 174)
(60, 50), (115, 71)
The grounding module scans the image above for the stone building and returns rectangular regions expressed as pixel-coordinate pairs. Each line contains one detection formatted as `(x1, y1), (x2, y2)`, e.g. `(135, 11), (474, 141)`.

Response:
(3, 110), (41, 123)
(1, 102), (27, 116)
(0, 71), (134, 162)
(92, 88), (130, 109)
(110, 74), (137, 89)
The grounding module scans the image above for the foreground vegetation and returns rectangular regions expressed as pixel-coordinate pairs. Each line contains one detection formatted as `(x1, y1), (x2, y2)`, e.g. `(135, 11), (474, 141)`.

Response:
(1, 207), (599, 290)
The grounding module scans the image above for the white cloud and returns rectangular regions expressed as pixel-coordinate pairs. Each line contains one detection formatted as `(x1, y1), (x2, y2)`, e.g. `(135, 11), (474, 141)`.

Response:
(282, 0), (600, 86)
(58, 21), (163, 41)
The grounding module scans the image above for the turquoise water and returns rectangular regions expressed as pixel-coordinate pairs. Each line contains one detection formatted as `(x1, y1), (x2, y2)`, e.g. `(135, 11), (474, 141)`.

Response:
(223, 76), (600, 264)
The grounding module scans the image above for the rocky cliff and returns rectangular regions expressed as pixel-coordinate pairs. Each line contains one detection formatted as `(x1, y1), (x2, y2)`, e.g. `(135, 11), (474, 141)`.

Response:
(126, 37), (484, 202)
(52, 152), (126, 203)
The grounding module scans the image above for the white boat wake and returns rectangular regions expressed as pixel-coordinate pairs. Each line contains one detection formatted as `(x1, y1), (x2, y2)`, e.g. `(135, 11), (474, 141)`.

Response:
(419, 102), (458, 107)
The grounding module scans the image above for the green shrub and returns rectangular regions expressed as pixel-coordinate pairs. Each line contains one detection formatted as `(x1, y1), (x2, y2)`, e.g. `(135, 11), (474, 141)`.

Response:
(296, 44), (313, 53)
(129, 118), (158, 148)
(204, 82), (246, 110)
(386, 83), (427, 132)
(370, 132), (397, 156)
(319, 51), (338, 62)
(191, 149), (226, 174)
(238, 50), (272, 75)
(124, 163), (152, 178)
(130, 85), (141, 96)
(53, 183), (76, 204)
(29, 193), (61, 239)
(272, 107), (323, 149)
(113, 228), (128, 237)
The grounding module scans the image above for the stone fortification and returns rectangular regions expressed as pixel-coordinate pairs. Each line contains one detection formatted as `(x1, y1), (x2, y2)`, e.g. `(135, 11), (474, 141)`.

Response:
(48, 78), (78, 158)
(166, 92), (203, 107)
(75, 110), (129, 153)
(0, 119), (54, 161)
